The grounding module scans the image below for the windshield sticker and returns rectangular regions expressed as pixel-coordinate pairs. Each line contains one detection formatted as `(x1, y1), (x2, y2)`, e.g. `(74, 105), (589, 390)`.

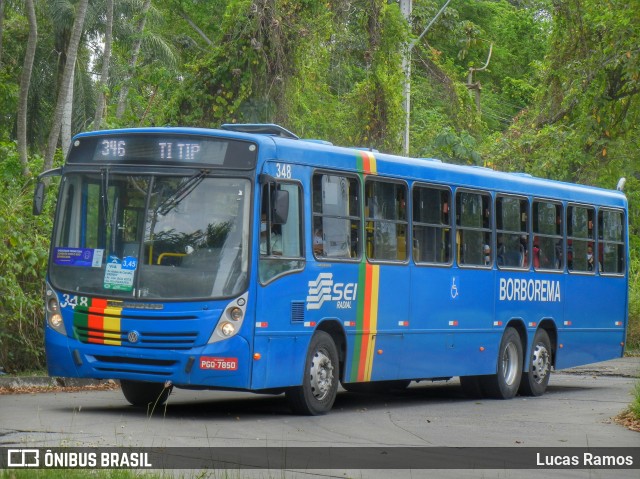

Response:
(53, 248), (104, 268)
(103, 256), (135, 291)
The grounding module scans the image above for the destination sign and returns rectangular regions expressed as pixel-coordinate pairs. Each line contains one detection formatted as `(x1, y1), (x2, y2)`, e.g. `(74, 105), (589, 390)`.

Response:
(68, 133), (257, 169)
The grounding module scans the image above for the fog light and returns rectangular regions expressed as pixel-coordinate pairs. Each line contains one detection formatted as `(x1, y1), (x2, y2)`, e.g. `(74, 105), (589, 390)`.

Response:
(220, 322), (235, 337)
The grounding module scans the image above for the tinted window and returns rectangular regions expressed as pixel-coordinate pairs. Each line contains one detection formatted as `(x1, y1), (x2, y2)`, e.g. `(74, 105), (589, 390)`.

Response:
(598, 209), (625, 275)
(533, 201), (563, 271)
(312, 173), (360, 260)
(567, 205), (595, 273)
(365, 180), (408, 261)
(456, 191), (492, 267)
(496, 196), (529, 269)
(412, 185), (451, 264)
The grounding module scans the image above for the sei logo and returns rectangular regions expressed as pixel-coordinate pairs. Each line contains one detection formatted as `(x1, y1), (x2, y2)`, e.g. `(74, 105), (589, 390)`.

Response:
(306, 273), (358, 310)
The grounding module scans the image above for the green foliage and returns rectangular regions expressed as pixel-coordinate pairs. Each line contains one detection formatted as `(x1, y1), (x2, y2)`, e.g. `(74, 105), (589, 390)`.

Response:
(340, 1), (407, 153)
(431, 127), (482, 165)
(0, 142), (53, 372)
(628, 248), (640, 351)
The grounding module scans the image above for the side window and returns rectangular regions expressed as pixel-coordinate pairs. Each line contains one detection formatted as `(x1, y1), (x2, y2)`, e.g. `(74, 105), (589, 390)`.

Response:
(533, 200), (563, 271)
(365, 179), (408, 261)
(496, 196), (529, 269)
(567, 205), (595, 273)
(312, 173), (360, 260)
(259, 180), (304, 283)
(412, 185), (451, 264)
(456, 191), (492, 267)
(598, 209), (625, 275)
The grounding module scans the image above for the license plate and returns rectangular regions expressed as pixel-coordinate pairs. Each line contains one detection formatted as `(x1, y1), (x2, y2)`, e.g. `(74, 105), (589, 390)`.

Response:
(199, 357), (238, 371)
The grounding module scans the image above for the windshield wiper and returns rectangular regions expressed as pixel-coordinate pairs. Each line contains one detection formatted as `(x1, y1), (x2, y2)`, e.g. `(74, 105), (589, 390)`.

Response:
(100, 167), (118, 252)
(157, 169), (209, 216)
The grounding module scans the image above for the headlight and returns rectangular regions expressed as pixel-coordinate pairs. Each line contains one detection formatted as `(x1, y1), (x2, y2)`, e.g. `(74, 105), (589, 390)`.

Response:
(45, 287), (66, 335)
(49, 313), (63, 328)
(208, 293), (248, 344)
(47, 298), (59, 313)
(220, 322), (236, 337)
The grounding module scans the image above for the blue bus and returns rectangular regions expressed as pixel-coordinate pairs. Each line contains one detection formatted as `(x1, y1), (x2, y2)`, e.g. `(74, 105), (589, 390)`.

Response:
(34, 124), (629, 415)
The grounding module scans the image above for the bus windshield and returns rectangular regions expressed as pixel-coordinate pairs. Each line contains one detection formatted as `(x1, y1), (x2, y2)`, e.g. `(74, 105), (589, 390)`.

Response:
(50, 172), (251, 300)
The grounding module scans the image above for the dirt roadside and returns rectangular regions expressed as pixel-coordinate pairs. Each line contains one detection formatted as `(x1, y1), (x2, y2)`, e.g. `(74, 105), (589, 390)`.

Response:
(1, 357), (637, 431)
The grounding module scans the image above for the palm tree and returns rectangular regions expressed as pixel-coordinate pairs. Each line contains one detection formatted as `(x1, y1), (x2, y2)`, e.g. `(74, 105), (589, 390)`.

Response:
(93, 0), (113, 129)
(44, 0), (89, 171)
(115, 0), (151, 119)
(17, 0), (38, 177)
(0, 0), (6, 65)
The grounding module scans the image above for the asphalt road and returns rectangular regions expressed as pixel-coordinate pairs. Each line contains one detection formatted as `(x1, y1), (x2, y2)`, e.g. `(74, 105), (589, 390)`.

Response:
(0, 358), (638, 478)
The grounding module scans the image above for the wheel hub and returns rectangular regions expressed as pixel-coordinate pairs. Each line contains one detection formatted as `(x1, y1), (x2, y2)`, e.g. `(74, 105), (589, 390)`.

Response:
(501, 342), (519, 386)
(531, 344), (550, 384)
(309, 349), (334, 400)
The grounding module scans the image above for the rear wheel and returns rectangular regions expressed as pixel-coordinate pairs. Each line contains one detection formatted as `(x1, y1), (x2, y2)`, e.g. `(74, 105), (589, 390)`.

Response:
(120, 380), (172, 407)
(286, 331), (339, 415)
(519, 329), (552, 396)
(480, 327), (523, 399)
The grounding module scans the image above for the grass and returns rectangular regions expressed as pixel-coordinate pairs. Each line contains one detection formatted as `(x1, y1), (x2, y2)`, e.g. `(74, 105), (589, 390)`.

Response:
(0, 469), (254, 479)
(1, 471), (165, 479)
(0, 369), (47, 377)
(631, 381), (640, 418)
(0, 470), (241, 479)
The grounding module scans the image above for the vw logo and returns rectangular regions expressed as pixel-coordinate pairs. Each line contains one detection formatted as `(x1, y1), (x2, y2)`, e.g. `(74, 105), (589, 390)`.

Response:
(127, 330), (140, 344)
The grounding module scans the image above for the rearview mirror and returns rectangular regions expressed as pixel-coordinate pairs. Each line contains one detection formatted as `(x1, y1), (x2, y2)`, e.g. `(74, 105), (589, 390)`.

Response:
(32, 167), (62, 215)
(33, 181), (46, 216)
(272, 189), (289, 224)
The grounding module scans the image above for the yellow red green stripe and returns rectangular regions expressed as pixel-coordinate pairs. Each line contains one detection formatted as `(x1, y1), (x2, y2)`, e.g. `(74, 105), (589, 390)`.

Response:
(74, 297), (123, 346)
(349, 150), (380, 382)
(357, 150), (377, 175)
(350, 262), (380, 382)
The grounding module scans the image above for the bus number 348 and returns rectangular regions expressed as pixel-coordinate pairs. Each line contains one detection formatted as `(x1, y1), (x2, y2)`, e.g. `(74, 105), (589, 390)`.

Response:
(275, 163), (292, 179)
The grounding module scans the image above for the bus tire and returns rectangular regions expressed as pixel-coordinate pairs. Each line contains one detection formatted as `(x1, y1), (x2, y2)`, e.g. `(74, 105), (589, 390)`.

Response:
(480, 327), (523, 399)
(519, 329), (552, 396)
(120, 380), (172, 407)
(286, 331), (338, 415)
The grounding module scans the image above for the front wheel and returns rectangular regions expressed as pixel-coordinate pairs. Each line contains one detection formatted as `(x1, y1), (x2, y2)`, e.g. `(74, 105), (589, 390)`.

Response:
(480, 327), (523, 399)
(120, 380), (172, 408)
(519, 329), (552, 396)
(286, 331), (339, 415)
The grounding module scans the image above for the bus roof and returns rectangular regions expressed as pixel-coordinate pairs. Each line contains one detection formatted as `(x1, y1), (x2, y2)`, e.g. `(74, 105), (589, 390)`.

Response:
(263, 134), (627, 209)
(72, 126), (627, 209)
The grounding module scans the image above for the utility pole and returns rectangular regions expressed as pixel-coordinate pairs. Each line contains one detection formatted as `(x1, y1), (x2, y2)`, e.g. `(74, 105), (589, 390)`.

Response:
(400, 0), (412, 157)
(466, 42), (493, 113)
(401, 0), (453, 156)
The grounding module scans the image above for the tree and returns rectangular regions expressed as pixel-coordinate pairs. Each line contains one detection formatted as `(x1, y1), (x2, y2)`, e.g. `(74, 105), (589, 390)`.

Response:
(115, 0), (152, 119)
(43, 0), (89, 171)
(93, 0), (114, 129)
(16, 0), (37, 177)
(0, 0), (5, 64)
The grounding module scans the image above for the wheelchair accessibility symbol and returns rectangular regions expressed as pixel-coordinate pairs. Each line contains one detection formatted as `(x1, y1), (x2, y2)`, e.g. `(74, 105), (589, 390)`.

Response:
(450, 277), (459, 299)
